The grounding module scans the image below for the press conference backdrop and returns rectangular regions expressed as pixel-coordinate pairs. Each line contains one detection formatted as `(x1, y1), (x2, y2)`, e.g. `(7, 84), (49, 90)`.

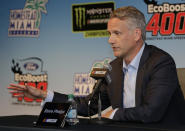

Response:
(1, 0), (185, 116)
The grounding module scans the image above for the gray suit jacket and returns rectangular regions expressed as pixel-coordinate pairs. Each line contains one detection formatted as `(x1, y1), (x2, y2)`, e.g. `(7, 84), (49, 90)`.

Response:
(53, 44), (185, 124)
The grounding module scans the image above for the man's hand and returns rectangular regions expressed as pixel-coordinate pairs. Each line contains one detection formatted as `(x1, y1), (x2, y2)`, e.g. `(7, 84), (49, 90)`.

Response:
(102, 107), (114, 119)
(8, 83), (47, 99)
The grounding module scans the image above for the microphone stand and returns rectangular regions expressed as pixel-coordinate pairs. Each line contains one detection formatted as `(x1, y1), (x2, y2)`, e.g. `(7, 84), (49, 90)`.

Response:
(98, 93), (102, 121)
(88, 80), (102, 121)
(88, 80), (108, 124)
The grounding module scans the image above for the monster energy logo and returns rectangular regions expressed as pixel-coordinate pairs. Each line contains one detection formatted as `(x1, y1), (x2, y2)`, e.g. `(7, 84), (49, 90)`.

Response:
(72, 2), (114, 35)
(74, 7), (86, 29)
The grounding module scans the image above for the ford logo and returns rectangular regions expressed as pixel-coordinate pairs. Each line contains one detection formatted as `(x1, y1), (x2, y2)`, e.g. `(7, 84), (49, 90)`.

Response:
(24, 62), (39, 71)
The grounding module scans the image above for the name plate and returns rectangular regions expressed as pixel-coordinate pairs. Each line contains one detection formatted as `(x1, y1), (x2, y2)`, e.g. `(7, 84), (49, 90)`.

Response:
(36, 102), (70, 127)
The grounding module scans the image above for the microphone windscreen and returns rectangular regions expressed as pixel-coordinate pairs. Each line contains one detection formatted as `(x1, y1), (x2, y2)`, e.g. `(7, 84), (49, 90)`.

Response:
(90, 68), (108, 79)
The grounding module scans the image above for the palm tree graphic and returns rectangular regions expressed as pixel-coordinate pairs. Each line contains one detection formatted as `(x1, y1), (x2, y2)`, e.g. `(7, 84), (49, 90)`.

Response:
(24, 0), (48, 28)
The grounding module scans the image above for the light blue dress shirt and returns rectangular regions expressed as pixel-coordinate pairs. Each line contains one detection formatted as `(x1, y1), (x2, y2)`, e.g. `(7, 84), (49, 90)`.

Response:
(122, 43), (145, 108)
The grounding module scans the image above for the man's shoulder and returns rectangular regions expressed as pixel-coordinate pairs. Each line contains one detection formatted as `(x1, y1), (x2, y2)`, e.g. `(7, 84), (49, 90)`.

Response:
(142, 44), (176, 68)
(145, 44), (174, 60)
(147, 44), (168, 55)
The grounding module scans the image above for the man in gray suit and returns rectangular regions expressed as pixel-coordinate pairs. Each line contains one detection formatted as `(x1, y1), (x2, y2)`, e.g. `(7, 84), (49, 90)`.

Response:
(9, 6), (185, 124)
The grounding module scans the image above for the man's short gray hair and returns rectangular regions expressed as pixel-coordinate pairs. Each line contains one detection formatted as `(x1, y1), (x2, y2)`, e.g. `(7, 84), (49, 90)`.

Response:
(110, 6), (146, 41)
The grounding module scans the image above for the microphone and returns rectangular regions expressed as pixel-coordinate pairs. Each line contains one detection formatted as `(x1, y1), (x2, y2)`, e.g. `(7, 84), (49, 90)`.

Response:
(88, 64), (112, 122)
(90, 64), (112, 92)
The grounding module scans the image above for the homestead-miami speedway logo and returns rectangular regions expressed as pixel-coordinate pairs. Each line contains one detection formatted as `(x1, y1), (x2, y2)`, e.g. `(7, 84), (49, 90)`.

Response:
(10, 57), (48, 105)
(144, 0), (185, 40)
(73, 58), (111, 97)
(8, 0), (48, 37)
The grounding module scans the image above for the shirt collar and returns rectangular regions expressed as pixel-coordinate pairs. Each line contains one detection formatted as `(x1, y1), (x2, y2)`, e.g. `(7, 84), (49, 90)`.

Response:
(123, 43), (145, 70)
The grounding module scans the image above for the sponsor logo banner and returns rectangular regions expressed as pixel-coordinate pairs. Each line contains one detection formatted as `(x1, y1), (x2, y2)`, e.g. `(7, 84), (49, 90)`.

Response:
(72, 2), (114, 38)
(11, 57), (48, 106)
(144, 0), (185, 40)
(73, 73), (95, 97)
(8, 0), (48, 37)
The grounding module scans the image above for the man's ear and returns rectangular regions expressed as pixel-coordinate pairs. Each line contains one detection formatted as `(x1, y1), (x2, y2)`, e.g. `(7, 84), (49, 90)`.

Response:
(134, 28), (142, 41)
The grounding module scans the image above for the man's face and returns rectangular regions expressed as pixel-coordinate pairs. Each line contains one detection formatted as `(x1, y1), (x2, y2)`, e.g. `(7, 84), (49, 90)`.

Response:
(107, 18), (138, 58)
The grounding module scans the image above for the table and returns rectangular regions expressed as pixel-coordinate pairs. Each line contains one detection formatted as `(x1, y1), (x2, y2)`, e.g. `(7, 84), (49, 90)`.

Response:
(0, 115), (185, 131)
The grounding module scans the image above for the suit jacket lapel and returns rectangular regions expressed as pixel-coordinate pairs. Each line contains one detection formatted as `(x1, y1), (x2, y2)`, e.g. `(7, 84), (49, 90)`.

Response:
(135, 44), (150, 106)
(109, 58), (124, 108)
